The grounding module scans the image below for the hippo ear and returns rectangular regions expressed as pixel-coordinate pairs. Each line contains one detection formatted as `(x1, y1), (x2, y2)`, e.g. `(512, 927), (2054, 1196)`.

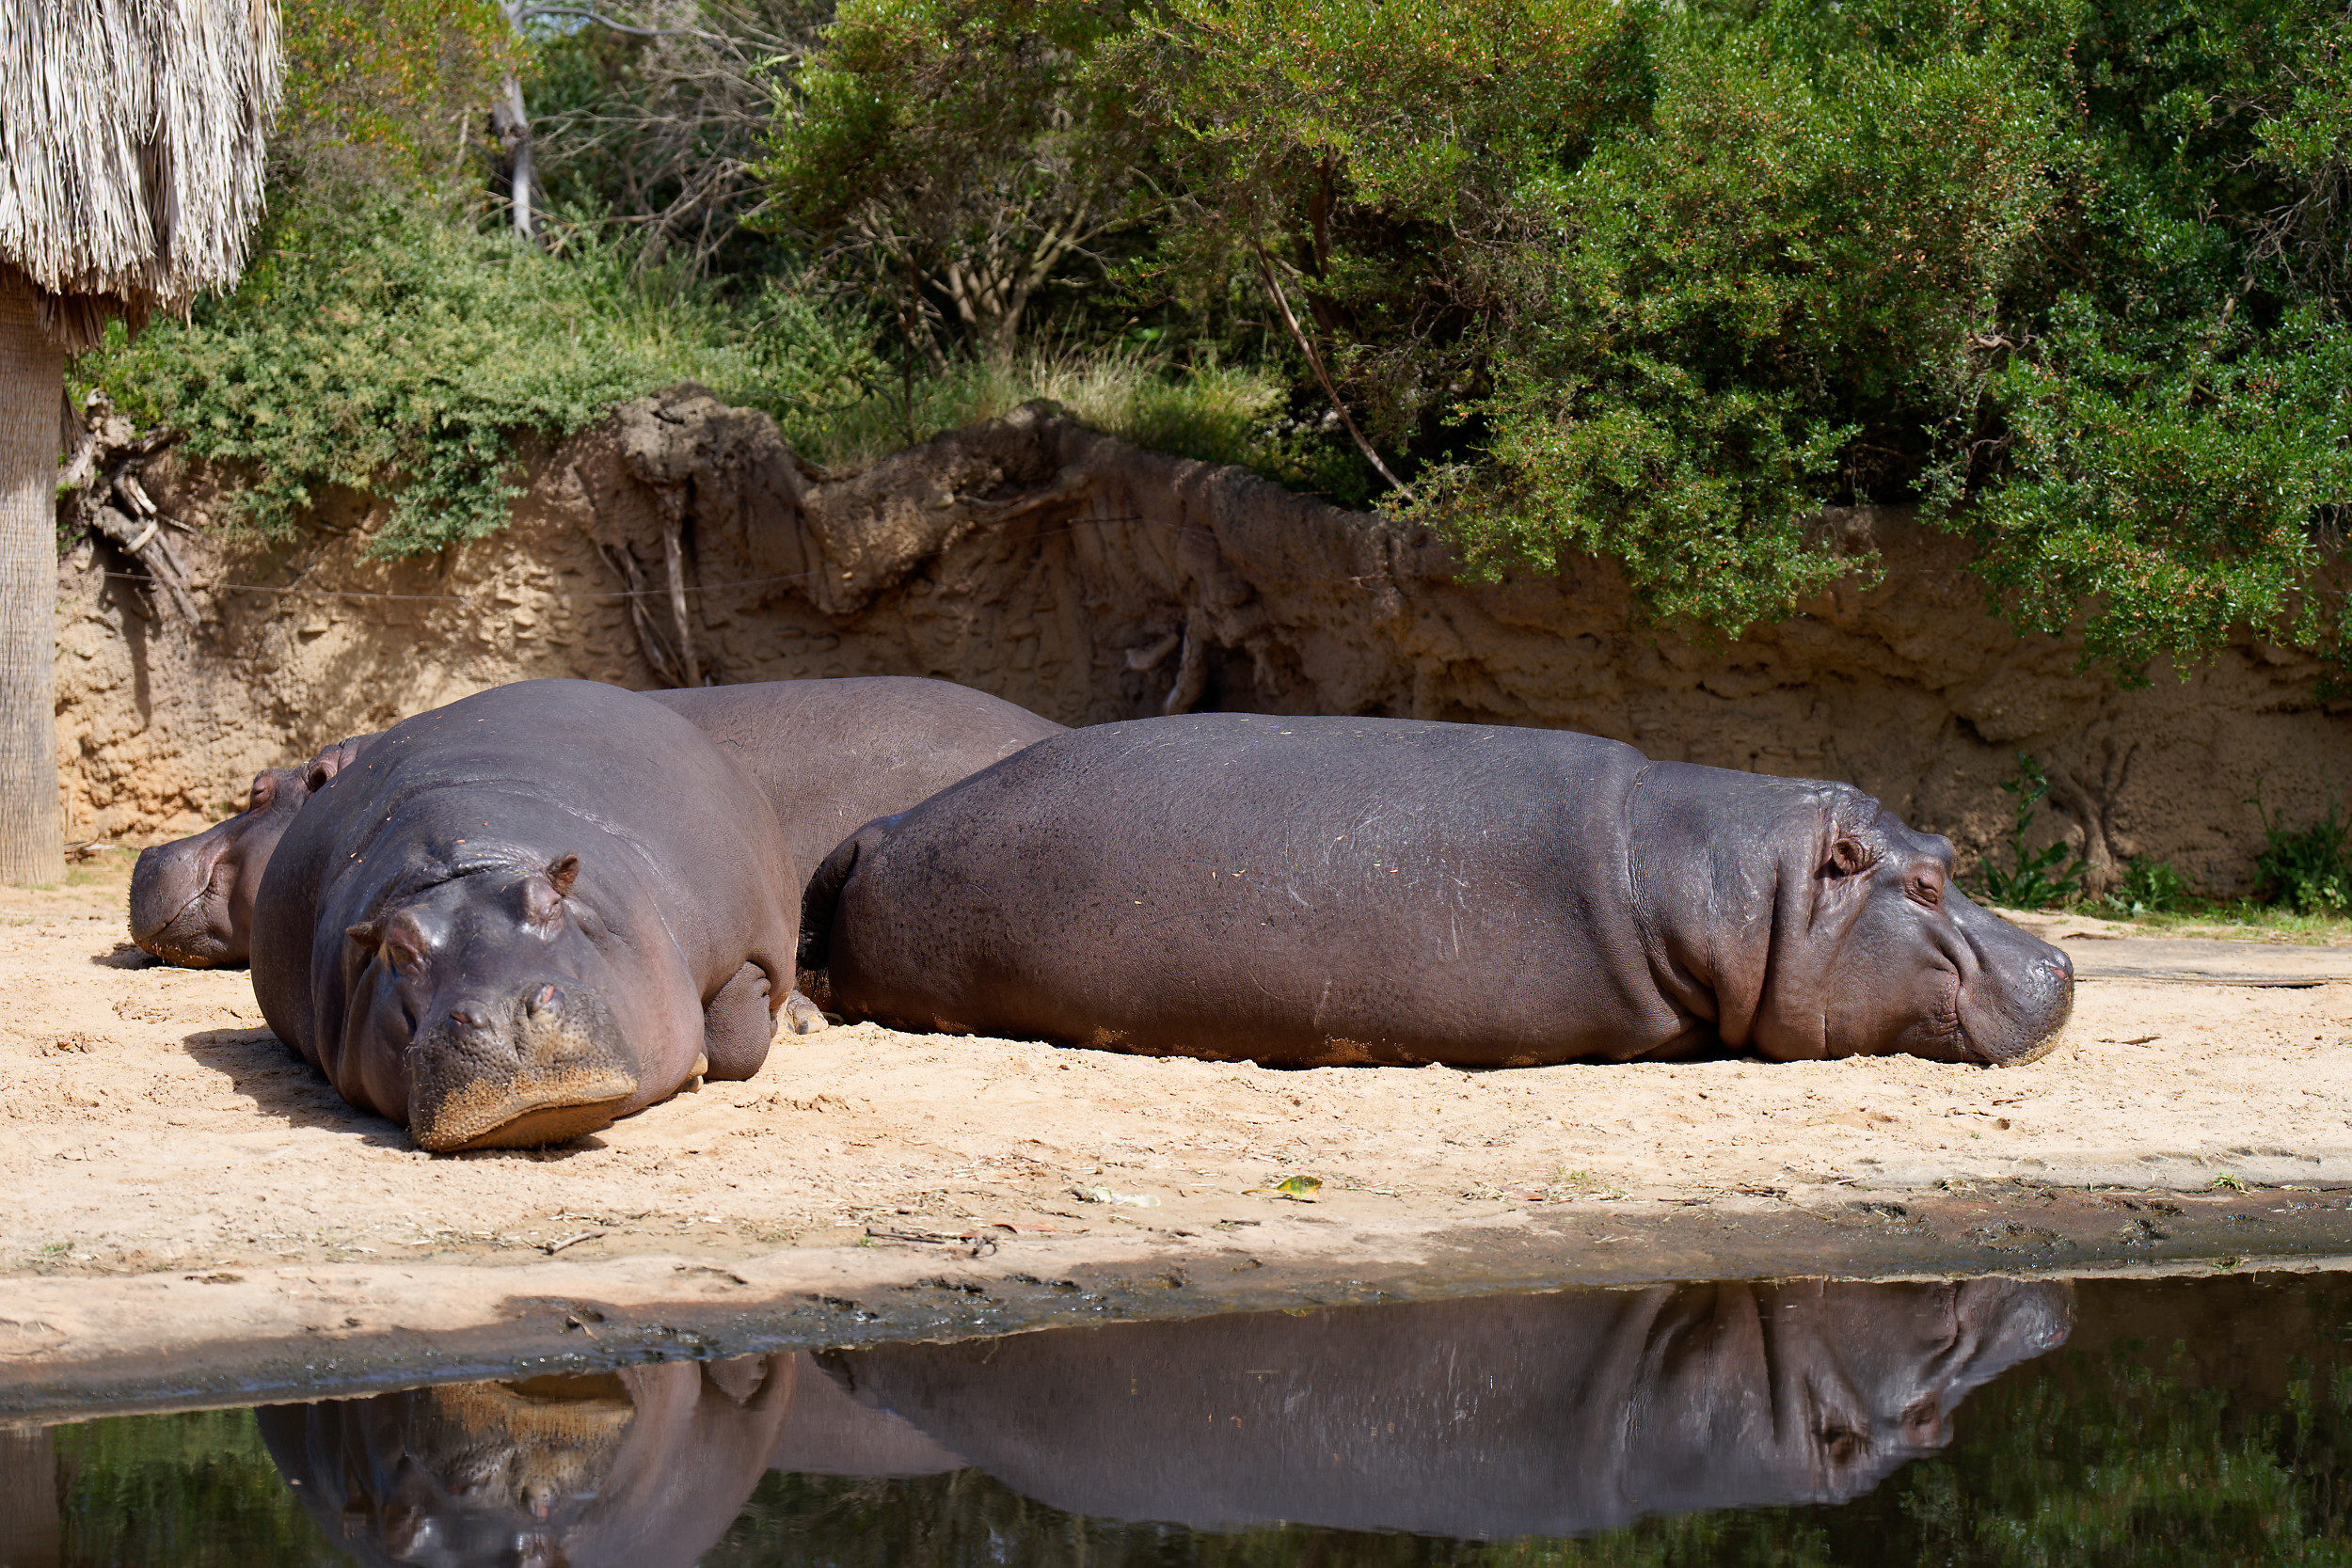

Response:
(1827, 836), (1871, 878)
(344, 919), (383, 950)
(548, 853), (580, 898)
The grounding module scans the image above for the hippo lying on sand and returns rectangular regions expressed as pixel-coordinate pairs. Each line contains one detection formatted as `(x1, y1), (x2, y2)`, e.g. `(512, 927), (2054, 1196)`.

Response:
(130, 676), (1063, 968)
(808, 713), (2075, 1066)
(126, 735), (371, 968)
(250, 680), (800, 1150)
(818, 1277), (2071, 1537)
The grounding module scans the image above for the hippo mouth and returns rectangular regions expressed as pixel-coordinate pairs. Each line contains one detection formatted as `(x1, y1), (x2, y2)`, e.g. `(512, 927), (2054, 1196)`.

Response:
(1958, 949), (2076, 1067)
(128, 847), (234, 966)
(407, 987), (639, 1152)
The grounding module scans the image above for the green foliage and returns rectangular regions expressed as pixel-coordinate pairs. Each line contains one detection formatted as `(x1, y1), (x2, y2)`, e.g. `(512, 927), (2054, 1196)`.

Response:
(85, 206), (884, 557)
(272, 0), (522, 207)
(1976, 752), (2089, 909)
(761, 0), (1157, 360)
(2099, 856), (2197, 918)
(1459, 16), (2058, 627)
(1111, 0), (2352, 664)
(2251, 782), (2352, 914)
(813, 344), (1361, 487)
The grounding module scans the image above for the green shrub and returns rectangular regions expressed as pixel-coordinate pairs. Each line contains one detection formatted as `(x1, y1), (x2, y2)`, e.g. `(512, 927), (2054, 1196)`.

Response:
(810, 345), (1365, 495)
(2101, 856), (2197, 918)
(1974, 752), (2089, 910)
(2252, 783), (2352, 914)
(83, 205), (884, 557)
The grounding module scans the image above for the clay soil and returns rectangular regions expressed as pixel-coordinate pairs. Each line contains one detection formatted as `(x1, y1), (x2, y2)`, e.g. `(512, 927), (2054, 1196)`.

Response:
(2, 855), (2347, 1274)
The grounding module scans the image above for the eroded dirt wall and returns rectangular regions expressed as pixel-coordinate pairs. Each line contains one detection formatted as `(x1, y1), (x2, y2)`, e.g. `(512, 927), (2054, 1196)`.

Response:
(56, 387), (2349, 893)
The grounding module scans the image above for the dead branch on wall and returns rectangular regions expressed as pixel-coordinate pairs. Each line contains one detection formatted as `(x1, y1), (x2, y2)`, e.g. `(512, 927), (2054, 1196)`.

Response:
(57, 390), (199, 620)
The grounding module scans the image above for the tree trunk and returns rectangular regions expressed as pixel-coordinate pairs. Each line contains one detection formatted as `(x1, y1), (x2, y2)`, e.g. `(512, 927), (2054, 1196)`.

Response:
(0, 274), (63, 886)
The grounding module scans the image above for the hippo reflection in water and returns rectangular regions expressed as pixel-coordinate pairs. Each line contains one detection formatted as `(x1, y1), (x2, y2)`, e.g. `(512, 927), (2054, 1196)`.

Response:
(260, 1357), (811, 1568)
(261, 1278), (2068, 1560)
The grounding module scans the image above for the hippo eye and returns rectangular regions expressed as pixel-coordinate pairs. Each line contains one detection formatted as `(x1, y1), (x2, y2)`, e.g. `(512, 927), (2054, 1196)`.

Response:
(1909, 869), (1946, 909)
(247, 776), (276, 811)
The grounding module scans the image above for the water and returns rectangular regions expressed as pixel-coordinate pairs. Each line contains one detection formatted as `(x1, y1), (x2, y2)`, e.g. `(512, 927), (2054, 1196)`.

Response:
(8, 1268), (2352, 1566)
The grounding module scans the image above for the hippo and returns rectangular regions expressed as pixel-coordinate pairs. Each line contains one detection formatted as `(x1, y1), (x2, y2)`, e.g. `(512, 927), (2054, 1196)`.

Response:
(806, 713), (2075, 1066)
(248, 680), (800, 1150)
(127, 735), (372, 967)
(128, 677), (1062, 971)
(813, 1277), (2072, 1538)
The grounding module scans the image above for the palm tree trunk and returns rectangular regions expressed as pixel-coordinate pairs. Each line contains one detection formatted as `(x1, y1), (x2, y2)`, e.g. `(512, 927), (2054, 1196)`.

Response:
(0, 273), (64, 885)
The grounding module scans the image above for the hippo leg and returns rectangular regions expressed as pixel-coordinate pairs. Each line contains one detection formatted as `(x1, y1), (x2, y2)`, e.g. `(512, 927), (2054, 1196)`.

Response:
(783, 988), (829, 1036)
(704, 962), (780, 1081)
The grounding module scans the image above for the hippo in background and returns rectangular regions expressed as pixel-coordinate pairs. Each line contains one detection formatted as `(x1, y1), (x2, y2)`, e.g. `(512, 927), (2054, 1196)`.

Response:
(249, 680), (801, 1150)
(814, 1277), (2073, 1538)
(808, 713), (2075, 1067)
(128, 675), (1064, 970)
(128, 734), (373, 968)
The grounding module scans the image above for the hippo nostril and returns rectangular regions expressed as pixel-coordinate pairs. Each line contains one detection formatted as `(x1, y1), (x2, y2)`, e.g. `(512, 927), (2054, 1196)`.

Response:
(529, 983), (557, 1015)
(449, 1008), (489, 1030)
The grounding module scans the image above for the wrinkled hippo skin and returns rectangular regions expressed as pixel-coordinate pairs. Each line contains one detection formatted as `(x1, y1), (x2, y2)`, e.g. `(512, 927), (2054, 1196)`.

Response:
(818, 1277), (2072, 1537)
(810, 713), (2075, 1066)
(128, 677), (1061, 970)
(248, 680), (799, 1150)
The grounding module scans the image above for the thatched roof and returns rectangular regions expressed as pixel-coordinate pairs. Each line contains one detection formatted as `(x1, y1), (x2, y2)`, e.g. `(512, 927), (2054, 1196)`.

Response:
(0, 0), (281, 350)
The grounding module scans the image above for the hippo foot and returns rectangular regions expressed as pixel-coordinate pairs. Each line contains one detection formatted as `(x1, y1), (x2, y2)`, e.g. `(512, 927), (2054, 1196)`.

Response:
(784, 989), (829, 1035)
(705, 961), (780, 1079)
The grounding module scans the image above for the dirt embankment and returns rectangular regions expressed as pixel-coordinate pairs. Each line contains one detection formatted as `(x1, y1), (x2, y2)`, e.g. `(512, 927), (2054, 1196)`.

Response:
(54, 386), (2350, 890)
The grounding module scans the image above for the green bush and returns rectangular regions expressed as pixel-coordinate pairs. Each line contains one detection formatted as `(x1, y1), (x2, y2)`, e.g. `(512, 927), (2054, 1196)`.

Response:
(84, 205), (885, 557)
(1106, 0), (2352, 669)
(2101, 857), (2197, 918)
(1975, 752), (2089, 910)
(2252, 783), (2352, 914)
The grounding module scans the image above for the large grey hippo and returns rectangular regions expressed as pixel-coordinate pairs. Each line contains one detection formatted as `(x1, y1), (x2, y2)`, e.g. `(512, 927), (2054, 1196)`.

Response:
(815, 1277), (2072, 1538)
(129, 676), (1062, 968)
(249, 680), (800, 1150)
(807, 713), (2075, 1065)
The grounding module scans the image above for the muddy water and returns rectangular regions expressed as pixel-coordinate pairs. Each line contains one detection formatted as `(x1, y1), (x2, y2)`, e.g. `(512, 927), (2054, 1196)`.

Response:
(8, 1268), (2350, 1566)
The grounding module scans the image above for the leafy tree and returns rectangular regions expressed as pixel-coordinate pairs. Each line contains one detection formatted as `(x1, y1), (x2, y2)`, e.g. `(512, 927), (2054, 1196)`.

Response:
(761, 0), (1159, 365)
(1114, 0), (2352, 673)
(271, 0), (521, 208)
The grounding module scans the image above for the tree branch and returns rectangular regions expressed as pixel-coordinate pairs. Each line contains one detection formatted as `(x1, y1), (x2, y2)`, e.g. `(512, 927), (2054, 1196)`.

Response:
(1253, 246), (1415, 500)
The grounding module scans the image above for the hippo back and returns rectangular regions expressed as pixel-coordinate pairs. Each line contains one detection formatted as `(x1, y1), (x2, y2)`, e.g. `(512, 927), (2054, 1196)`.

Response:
(645, 676), (1064, 878)
(814, 712), (1666, 1065)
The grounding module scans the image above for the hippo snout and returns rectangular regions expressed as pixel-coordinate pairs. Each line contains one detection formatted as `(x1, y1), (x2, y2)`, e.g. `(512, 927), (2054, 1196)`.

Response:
(1956, 915), (2076, 1067)
(406, 983), (639, 1152)
(128, 840), (233, 966)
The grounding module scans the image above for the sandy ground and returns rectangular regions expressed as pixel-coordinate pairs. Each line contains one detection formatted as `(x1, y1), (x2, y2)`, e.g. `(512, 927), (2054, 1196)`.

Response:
(3, 858), (2350, 1290)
